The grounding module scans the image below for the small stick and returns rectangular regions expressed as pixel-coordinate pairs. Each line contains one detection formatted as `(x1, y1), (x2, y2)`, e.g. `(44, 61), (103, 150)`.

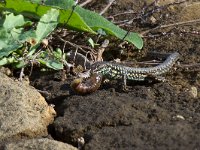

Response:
(56, 34), (96, 57)
(56, 34), (97, 63)
(141, 18), (200, 36)
(84, 51), (91, 69)
(178, 63), (200, 71)
(56, 35), (87, 53)
(19, 67), (25, 81)
(80, 0), (93, 7)
(99, 0), (115, 15)
(96, 39), (109, 61)
(37, 89), (51, 98)
(110, 10), (136, 17)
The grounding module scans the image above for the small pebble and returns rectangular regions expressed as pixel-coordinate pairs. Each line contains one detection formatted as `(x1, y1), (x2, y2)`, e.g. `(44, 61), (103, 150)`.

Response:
(189, 86), (198, 98)
(176, 115), (185, 120)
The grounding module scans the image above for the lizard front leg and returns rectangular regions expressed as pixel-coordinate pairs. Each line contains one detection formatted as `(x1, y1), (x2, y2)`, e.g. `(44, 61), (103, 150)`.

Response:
(122, 74), (129, 91)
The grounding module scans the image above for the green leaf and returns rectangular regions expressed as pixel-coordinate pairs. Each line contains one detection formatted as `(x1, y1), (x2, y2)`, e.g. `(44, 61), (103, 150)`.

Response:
(10, 28), (23, 39)
(0, 13), (29, 59)
(36, 8), (59, 43)
(42, 59), (63, 70)
(88, 38), (94, 48)
(0, 58), (7, 65)
(14, 60), (26, 68)
(0, 43), (22, 58)
(0, 28), (23, 58)
(1, 0), (143, 49)
(0, 57), (15, 65)
(18, 29), (36, 43)
(53, 48), (62, 59)
(3, 13), (25, 31)
(44, 0), (143, 49)
(3, 0), (95, 33)
(30, 0), (45, 3)
(74, 6), (143, 49)
(39, 49), (63, 70)
(45, 0), (74, 9)
(97, 28), (106, 36)
(0, 28), (8, 48)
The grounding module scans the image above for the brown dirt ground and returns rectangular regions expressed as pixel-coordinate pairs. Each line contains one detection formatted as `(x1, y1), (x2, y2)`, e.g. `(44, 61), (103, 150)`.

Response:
(29, 0), (200, 149)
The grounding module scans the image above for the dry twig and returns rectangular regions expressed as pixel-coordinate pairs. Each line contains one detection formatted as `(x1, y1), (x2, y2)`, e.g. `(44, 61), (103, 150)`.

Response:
(141, 19), (200, 36)
(96, 39), (109, 61)
(99, 0), (115, 15)
(80, 0), (93, 7)
(56, 35), (87, 53)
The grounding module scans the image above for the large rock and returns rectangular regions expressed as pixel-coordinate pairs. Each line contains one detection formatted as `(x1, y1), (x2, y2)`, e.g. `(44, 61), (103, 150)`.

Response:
(0, 72), (56, 142)
(3, 138), (78, 150)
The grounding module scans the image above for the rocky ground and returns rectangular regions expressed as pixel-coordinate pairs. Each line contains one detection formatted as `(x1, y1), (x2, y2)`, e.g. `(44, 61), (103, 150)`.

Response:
(0, 71), (77, 149)
(0, 0), (200, 150)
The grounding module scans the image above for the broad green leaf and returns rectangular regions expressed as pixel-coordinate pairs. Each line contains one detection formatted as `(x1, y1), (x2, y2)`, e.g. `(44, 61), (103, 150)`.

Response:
(0, 57), (8, 65)
(0, 28), (8, 49)
(36, 8), (59, 43)
(14, 60), (26, 68)
(18, 29), (36, 43)
(26, 9), (59, 57)
(1, 0), (143, 49)
(30, 0), (45, 3)
(0, 13), (31, 59)
(45, 0), (74, 9)
(0, 57), (15, 65)
(41, 59), (63, 70)
(3, 0), (95, 33)
(39, 50), (63, 70)
(3, 13), (25, 31)
(45, 0), (143, 49)
(10, 28), (23, 39)
(0, 43), (22, 58)
(0, 28), (22, 58)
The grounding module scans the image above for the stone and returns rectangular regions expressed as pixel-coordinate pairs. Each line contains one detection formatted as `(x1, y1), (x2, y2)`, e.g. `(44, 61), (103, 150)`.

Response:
(3, 138), (78, 150)
(0, 72), (56, 142)
(189, 86), (198, 98)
